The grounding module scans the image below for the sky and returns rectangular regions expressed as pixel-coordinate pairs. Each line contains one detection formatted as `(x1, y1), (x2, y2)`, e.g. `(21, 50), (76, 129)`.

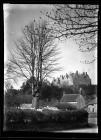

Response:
(4, 4), (97, 89)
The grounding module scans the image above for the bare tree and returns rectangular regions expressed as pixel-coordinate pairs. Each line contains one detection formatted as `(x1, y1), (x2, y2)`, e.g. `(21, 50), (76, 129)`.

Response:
(46, 4), (99, 63)
(4, 80), (13, 93)
(36, 21), (61, 82)
(6, 19), (61, 109)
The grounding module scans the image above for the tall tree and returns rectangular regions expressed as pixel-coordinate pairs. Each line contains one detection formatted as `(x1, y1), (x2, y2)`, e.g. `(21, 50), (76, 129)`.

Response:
(46, 4), (98, 63)
(6, 19), (61, 109)
(4, 80), (13, 93)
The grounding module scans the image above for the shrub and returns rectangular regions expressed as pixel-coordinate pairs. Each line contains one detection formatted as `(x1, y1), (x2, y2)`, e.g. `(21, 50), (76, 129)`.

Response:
(55, 102), (77, 110)
(38, 99), (58, 108)
(5, 108), (88, 125)
(5, 94), (32, 108)
(5, 108), (24, 123)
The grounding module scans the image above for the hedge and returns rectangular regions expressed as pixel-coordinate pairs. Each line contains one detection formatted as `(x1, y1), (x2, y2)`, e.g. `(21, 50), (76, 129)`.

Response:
(55, 102), (77, 110)
(5, 108), (88, 125)
(5, 93), (59, 109)
(5, 94), (32, 107)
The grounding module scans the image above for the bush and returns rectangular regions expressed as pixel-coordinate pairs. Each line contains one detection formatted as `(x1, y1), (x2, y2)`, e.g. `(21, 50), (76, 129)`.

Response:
(5, 94), (32, 107)
(55, 102), (77, 110)
(38, 99), (58, 108)
(5, 108), (24, 123)
(5, 108), (88, 125)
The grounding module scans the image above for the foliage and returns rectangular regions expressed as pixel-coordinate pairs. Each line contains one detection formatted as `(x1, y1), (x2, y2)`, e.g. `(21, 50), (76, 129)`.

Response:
(4, 80), (13, 92)
(47, 4), (98, 50)
(46, 4), (98, 63)
(51, 85), (63, 101)
(20, 80), (63, 101)
(5, 82), (97, 108)
(5, 92), (58, 108)
(38, 99), (58, 108)
(55, 102), (77, 110)
(62, 86), (77, 94)
(40, 84), (63, 101)
(5, 94), (32, 107)
(5, 88), (19, 96)
(6, 20), (61, 97)
(79, 85), (97, 96)
(40, 84), (52, 100)
(5, 108), (88, 124)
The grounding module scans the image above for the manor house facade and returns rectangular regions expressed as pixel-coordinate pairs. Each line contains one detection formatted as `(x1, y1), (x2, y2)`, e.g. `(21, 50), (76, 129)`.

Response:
(52, 71), (91, 87)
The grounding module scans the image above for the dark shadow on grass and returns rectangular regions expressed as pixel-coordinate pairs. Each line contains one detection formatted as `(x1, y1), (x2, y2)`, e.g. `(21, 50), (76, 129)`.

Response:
(5, 121), (89, 132)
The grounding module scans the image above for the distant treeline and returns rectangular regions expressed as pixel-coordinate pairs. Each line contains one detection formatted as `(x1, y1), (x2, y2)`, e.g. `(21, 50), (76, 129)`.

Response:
(79, 84), (97, 96)
(5, 81), (97, 107)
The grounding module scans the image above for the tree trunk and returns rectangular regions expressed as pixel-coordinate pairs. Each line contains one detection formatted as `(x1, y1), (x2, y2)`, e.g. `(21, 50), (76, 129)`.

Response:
(32, 96), (39, 109)
(32, 80), (39, 109)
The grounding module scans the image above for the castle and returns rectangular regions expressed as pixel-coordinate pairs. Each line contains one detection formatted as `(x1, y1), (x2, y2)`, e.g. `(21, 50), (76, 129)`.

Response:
(52, 71), (91, 87)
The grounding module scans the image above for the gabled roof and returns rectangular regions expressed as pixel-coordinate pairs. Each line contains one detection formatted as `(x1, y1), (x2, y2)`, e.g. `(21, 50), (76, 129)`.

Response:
(61, 94), (80, 102)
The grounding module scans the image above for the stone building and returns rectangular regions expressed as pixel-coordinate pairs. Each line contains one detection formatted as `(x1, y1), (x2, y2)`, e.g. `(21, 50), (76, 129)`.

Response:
(85, 97), (97, 113)
(72, 71), (91, 87)
(60, 93), (85, 109)
(52, 71), (91, 87)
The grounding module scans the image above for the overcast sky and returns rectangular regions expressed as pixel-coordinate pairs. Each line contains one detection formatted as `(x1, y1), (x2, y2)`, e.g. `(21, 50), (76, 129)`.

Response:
(4, 4), (97, 89)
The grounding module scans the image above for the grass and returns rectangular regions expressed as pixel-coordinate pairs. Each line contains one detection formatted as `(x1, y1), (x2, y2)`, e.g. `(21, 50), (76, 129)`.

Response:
(5, 121), (89, 132)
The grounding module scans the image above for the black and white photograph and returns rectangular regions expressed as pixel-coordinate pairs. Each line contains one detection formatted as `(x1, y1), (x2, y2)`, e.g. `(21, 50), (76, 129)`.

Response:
(4, 4), (98, 133)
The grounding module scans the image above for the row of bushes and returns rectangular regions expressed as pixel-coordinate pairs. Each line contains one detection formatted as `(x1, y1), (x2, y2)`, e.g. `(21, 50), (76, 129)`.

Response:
(55, 102), (77, 110)
(5, 93), (78, 110)
(5, 108), (88, 125)
(5, 94), (32, 107)
(5, 94), (59, 108)
(39, 99), (58, 108)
